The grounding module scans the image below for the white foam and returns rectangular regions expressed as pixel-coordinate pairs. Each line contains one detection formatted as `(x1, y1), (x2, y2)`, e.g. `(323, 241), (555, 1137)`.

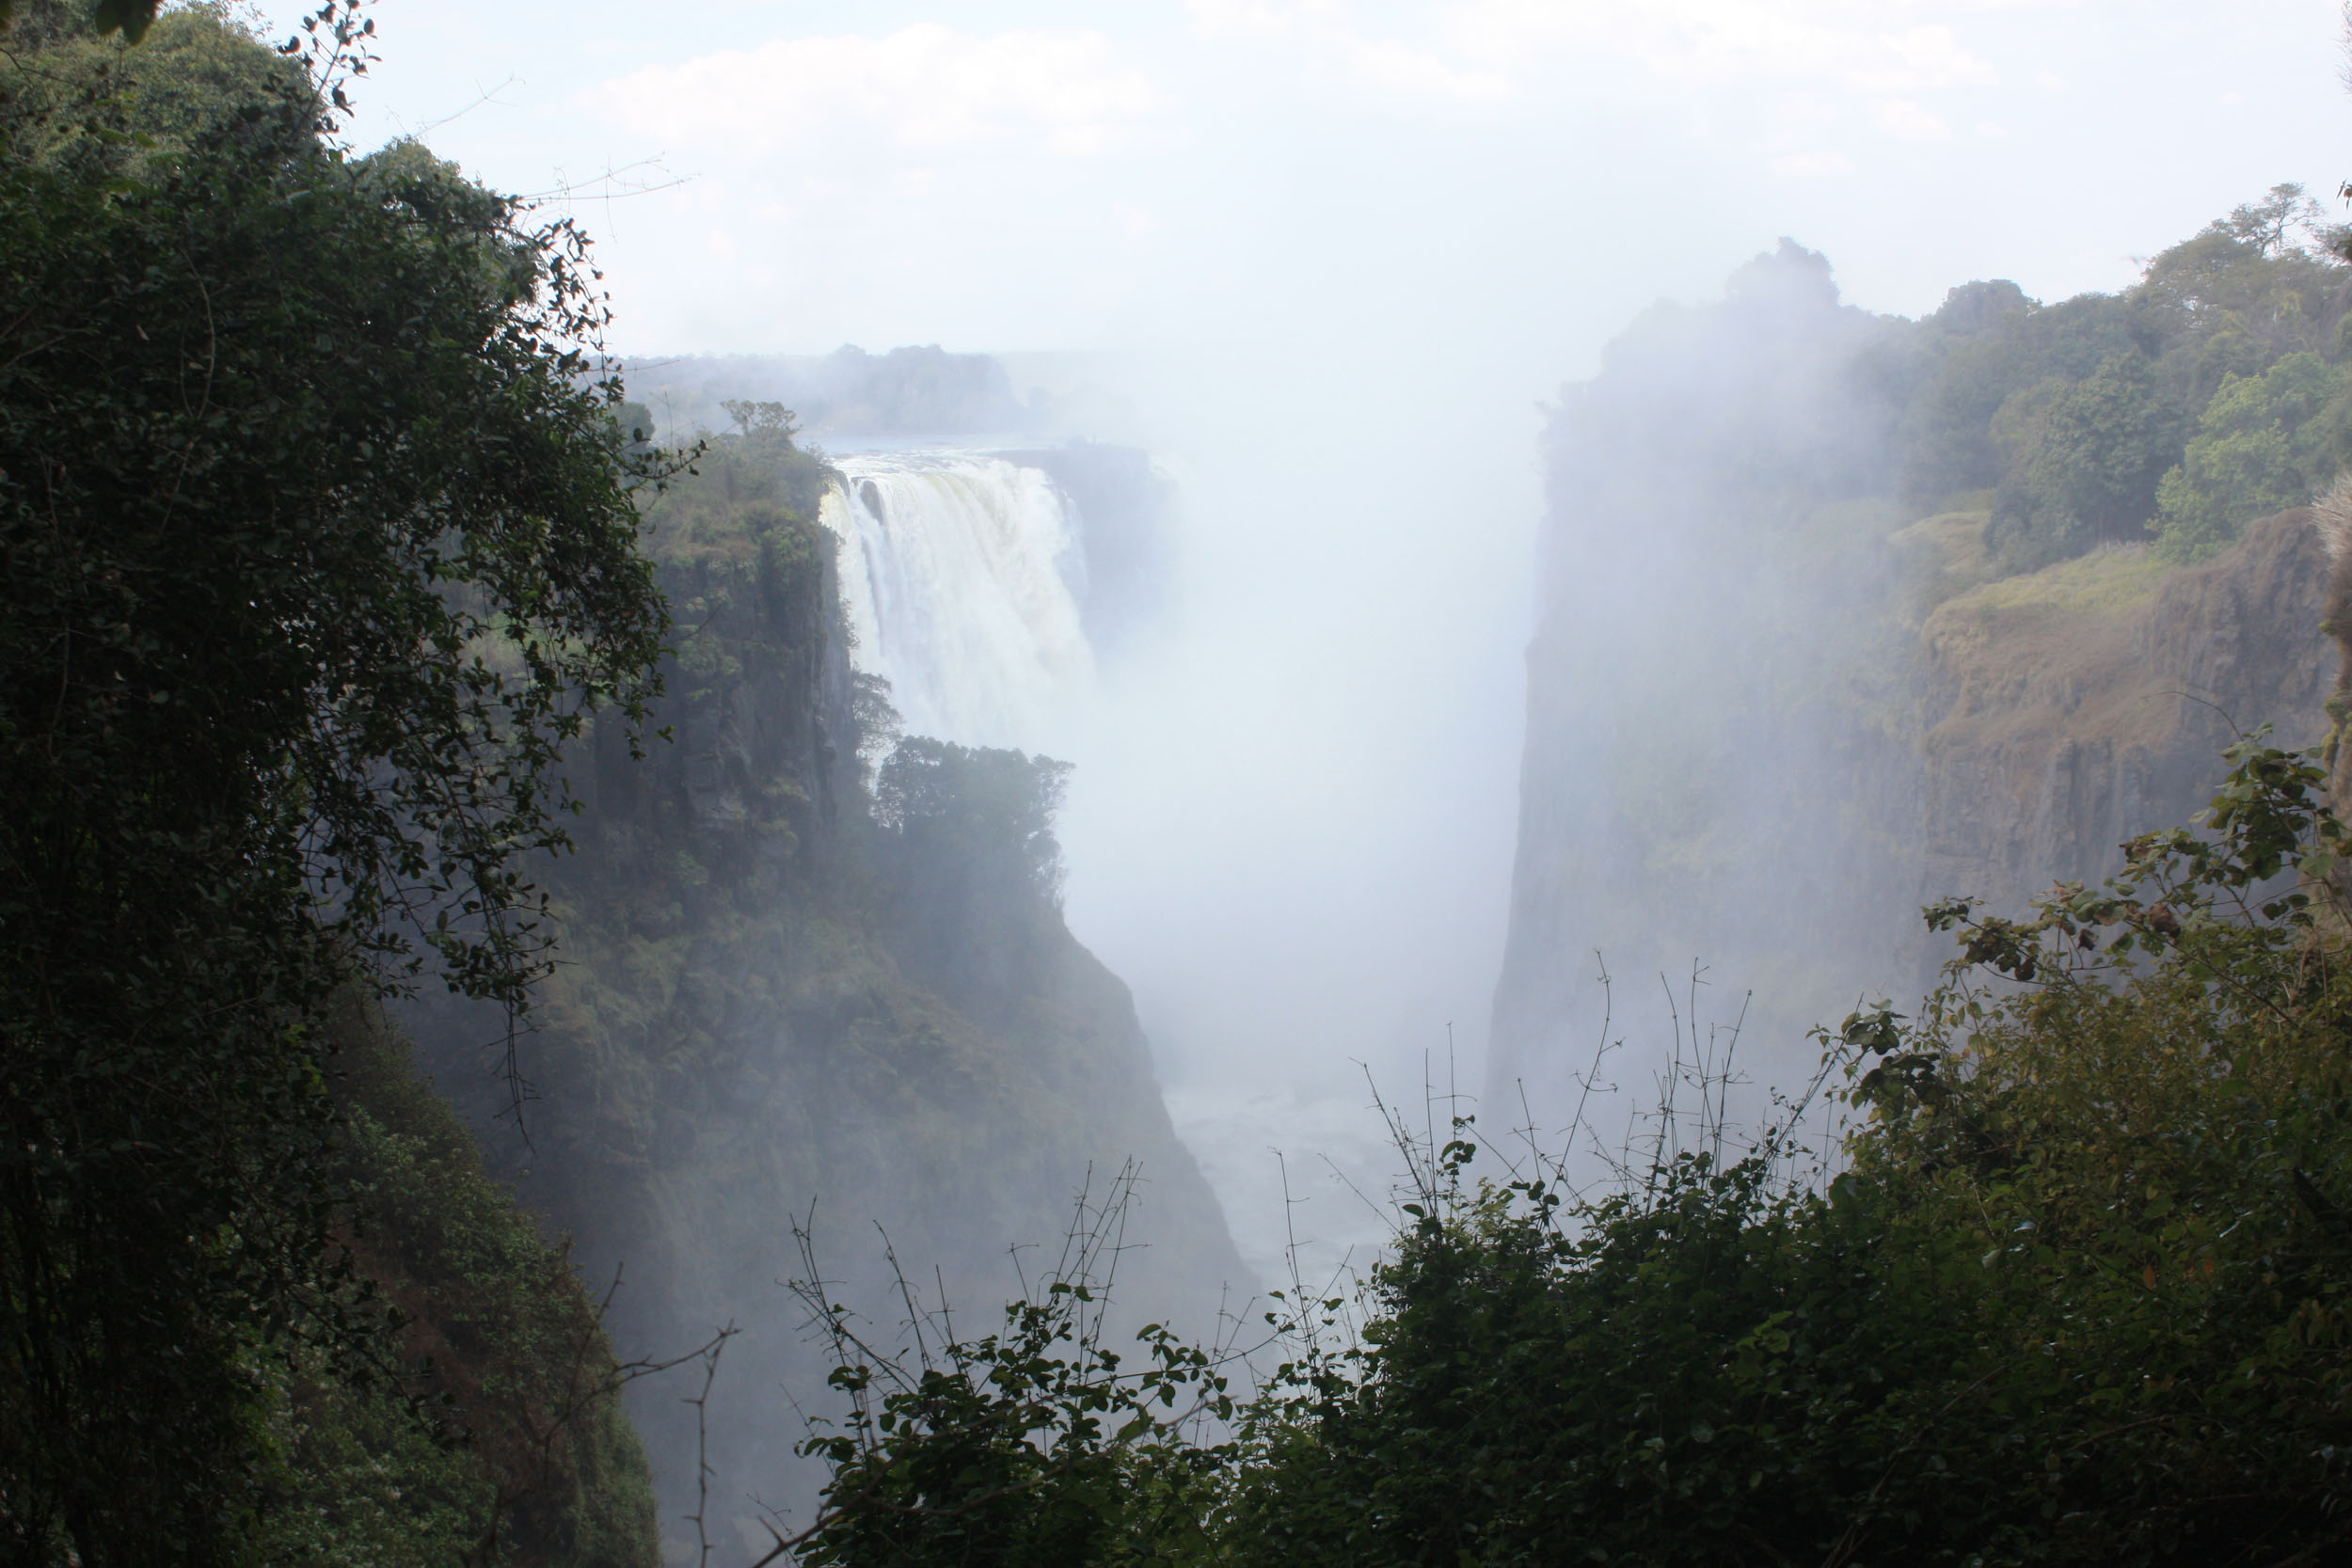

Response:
(818, 452), (1094, 751)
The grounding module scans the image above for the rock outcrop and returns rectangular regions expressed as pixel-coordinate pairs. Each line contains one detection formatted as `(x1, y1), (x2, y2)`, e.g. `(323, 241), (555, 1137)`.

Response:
(1915, 513), (2338, 923)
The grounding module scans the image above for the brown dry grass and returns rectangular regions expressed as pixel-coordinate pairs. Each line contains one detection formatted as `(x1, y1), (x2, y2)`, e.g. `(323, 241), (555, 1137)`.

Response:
(1919, 514), (2318, 756)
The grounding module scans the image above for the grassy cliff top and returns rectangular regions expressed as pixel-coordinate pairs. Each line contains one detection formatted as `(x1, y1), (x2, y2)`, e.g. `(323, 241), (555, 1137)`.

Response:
(1894, 509), (2173, 628)
(1915, 511), (2327, 751)
(1946, 540), (2173, 621)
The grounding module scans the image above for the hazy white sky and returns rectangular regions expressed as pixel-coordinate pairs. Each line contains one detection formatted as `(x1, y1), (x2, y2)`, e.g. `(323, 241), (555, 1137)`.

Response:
(273, 0), (2349, 373)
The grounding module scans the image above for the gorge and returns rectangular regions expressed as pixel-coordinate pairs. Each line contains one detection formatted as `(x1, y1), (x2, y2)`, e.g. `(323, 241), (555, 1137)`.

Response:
(393, 400), (1237, 1554)
(378, 225), (2352, 1556)
(21, 4), (2352, 1562)
(473, 219), (2352, 1545)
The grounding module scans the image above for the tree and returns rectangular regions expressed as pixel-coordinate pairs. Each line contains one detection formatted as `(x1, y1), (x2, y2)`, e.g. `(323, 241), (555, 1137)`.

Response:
(724, 397), (802, 437)
(874, 738), (1075, 905)
(0, 5), (667, 1560)
(2154, 352), (2349, 562)
(2218, 181), (2328, 258)
(0, 0), (161, 43)
(1985, 352), (2180, 568)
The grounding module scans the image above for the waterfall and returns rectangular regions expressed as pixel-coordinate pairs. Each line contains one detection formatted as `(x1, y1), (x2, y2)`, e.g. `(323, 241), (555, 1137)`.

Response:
(818, 451), (1095, 749)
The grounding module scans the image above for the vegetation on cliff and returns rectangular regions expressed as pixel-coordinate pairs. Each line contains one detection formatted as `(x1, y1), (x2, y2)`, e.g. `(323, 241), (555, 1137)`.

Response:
(687, 179), (2352, 1568)
(1, 8), (1229, 1557)
(0, 4), (664, 1558)
(1559, 184), (2352, 596)
(260, 1001), (659, 1566)
(15, 3), (2352, 1564)
(402, 400), (1242, 1549)
(1498, 195), (2352, 1118)
(1889, 183), (2352, 572)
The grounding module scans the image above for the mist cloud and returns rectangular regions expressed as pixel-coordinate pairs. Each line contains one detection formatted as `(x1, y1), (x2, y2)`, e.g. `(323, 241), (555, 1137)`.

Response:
(599, 24), (1175, 158)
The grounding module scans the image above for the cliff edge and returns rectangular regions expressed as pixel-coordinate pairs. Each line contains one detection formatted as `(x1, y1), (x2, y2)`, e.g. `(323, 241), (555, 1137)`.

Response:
(1915, 511), (2337, 923)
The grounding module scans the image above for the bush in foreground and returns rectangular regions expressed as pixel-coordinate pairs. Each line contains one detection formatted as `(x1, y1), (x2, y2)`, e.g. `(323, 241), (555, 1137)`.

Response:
(782, 737), (2352, 1566)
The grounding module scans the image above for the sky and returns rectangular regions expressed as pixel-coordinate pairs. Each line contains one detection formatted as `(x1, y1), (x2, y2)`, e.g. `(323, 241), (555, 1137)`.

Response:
(264, 0), (2352, 367)
(246, 0), (2352, 1278)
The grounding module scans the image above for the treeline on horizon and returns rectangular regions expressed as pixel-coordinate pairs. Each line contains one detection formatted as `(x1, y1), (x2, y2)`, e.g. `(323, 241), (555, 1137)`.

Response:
(11, 3), (2352, 1566)
(1896, 186), (2352, 570)
(1568, 183), (2352, 585)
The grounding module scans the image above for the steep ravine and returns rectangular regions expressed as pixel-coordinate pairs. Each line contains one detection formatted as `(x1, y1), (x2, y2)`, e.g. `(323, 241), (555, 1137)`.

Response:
(406, 432), (1244, 1555)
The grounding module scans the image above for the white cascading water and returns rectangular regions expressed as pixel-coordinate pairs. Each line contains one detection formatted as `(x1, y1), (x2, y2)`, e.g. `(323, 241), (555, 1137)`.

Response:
(817, 451), (1094, 750)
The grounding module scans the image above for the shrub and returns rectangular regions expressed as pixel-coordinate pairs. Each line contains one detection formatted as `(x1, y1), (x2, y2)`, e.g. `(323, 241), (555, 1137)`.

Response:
(2155, 352), (2350, 561)
(786, 737), (2352, 1566)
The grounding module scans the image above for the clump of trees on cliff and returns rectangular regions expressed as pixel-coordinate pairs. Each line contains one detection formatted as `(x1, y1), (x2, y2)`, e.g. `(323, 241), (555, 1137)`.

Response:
(773, 736), (2352, 1566)
(1890, 182), (2352, 570)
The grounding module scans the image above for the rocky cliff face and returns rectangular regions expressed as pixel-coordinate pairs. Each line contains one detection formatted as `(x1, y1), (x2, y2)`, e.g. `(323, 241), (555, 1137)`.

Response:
(1489, 237), (2349, 1136)
(406, 437), (1242, 1555)
(1491, 500), (2340, 1142)
(1494, 214), (2352, 1159)
(1915, 513), (2338, 924)
(1488, 243), (1921, 1122)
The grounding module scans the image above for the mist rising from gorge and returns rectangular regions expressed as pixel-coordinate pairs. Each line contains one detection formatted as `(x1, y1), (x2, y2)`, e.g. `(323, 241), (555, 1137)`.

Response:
(32, 4), (2352, 1559)
(396, 0), (2340, 1295)
(628, 338), (1541, 1285)
(302, 0), (2352, 1524)
(1046, 346), (1539, 1280)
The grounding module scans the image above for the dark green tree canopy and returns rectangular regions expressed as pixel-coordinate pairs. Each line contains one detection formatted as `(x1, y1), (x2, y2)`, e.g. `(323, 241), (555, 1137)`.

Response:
(1884, 184), (2352, 567)
(0, 4), (668, 1558)
(875, 738), (1075, 903)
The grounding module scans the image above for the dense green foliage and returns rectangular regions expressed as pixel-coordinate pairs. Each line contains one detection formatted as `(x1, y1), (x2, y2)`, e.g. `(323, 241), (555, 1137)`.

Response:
(874, 737), (1076, 995)
(0, 6), (665, 1559)
(776, 1174), (1233, 1568)
(1885, 184), (2352, 570)
(780, 738), (2352, 1565)
(1985, 350), (2179, 564)
(876, 738), (1073, 897)
(1218, 740), (2352, 1567)
(259, 1001), (659, 1566)
(2154, 351), (2348, 562)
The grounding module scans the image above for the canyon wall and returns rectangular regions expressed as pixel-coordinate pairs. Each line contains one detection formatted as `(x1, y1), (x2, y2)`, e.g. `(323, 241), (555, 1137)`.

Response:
(406, 432), (1242, 1557)
(1914, 512), (2338, 922)
(1491, 232), (2350, 1144)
